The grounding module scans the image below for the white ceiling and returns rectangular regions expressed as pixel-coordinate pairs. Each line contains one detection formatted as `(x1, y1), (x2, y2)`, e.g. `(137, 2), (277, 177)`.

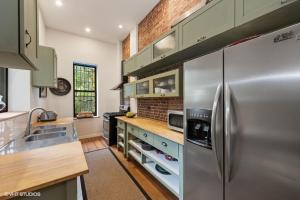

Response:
(39, 0), (159, 43)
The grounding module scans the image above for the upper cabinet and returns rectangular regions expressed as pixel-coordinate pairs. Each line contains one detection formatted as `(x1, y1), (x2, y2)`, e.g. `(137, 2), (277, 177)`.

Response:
(152, 27), (179, 62)
(0, 0), (38, 70)
(136, 78), (152, 98)
(136, 45), (152, 69)
(32, 46), (57, 88)
(235, 0), (297, 26)
(179, 0), (235, 50)
(123, 56), (137, 75)
(151, 69), (182, 97)
(123, 83), (136, 98)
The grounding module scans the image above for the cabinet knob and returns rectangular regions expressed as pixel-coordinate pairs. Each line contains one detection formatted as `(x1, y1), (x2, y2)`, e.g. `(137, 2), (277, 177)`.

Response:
(197, 36), (207, 43)
(143, 133), (148, 137)
(161, 142), (168, 147)
(281, 0), (289, 4)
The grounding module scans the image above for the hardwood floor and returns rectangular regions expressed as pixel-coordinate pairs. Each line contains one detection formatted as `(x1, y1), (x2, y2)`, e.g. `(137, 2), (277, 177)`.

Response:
(111, 145), (178, 200)
(80, 136), (107, 153)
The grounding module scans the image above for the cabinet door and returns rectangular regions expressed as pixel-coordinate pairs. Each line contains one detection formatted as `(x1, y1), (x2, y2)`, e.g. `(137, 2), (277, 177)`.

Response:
(136, 79), (152, 98)
(153, 27), (179, 62)
(32, 46), (57, 88)
(152, 69), (181, 97)
(20, 0), (38, 68)
(123, 83), (136, 98)
(124, 56), (137, 75)
(235, 0), (297, 26)
(180, 0), (234, 50)
(136, 45), (152, 69)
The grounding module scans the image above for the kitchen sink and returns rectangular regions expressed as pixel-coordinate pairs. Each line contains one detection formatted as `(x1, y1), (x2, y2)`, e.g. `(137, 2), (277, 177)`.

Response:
(31, 127), (67, 135)
(25, 131), (67, 142)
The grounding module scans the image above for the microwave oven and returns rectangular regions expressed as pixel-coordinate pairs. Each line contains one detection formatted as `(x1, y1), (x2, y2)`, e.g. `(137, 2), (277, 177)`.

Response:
(167, 110), (184, 133)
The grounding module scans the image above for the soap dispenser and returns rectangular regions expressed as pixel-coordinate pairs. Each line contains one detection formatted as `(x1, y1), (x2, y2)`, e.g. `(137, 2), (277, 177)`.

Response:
(0, 95), (6, 111)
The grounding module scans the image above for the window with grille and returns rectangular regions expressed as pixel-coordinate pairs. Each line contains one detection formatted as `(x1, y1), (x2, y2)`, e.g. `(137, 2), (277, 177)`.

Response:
(73, 63), (97, 117)
(0, 67), (8, 113)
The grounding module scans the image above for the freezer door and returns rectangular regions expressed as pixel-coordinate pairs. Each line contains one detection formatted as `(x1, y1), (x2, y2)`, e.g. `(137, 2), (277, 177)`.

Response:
(224, 23), (300, 200)
(184, 50), (223, 200)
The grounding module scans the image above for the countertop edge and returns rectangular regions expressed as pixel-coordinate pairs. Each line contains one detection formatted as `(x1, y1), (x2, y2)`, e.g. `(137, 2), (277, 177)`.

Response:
(0, 112), (28, 122)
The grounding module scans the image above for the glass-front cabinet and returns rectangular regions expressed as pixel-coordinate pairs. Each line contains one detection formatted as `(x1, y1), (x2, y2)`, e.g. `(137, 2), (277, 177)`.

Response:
(123, 83), (136, 98)
(136, 79), (152, 98)
(152, 69), (181, 97)
(153, 27), (179, 62)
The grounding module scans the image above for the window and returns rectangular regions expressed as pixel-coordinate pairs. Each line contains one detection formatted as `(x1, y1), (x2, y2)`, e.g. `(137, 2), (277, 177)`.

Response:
(73, 63), (97, 117)
(0, 68), (8, 113)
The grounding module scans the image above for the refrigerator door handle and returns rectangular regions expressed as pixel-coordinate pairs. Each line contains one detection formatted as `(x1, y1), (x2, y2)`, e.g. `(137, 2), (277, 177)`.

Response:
(211, 83), (222, 179)
(225, 83), (232, 182)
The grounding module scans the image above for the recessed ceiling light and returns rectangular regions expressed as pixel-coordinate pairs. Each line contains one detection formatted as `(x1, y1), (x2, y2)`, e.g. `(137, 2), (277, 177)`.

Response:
(118, 25), (123, 29)
(55, 0), (63, 7)
(85, 27), (91, 33)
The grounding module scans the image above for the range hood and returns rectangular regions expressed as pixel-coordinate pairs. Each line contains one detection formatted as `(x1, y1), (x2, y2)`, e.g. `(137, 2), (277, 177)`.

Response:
(111, 76), (128, 90)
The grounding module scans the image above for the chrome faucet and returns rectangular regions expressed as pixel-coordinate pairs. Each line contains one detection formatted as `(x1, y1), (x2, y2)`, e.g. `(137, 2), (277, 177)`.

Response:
(24, 107), (47, 137)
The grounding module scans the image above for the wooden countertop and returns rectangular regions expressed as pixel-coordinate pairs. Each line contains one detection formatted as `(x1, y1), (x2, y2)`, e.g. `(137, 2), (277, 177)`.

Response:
(115, 117), (184, 145)
(32, 117), (74, 128)
(0, 141), (88, 199)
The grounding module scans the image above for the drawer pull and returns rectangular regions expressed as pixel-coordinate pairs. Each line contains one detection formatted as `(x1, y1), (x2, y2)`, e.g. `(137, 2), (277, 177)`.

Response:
(281, 0), (292, 4)
(143, 133), (148, 138)
(197, 36), (207, 43)
(161, 142), (168, 147)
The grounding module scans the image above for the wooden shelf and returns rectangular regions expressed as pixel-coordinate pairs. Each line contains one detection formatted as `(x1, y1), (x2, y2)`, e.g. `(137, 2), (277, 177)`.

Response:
(129, 140), (143, 152)
(144, 162), (179, 197)
(128, 150), (142, 163)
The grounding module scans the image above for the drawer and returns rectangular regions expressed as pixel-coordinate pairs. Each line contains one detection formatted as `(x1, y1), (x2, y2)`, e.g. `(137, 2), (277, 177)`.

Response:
(139, 130), (154, 145)
(127, 124), (140, 138)
(153, 135), (179, 159)
(117, 120), (125, 129)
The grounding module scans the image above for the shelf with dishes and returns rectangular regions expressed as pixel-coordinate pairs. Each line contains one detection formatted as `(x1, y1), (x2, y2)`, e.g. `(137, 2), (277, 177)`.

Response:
(128, 138), (180, 197)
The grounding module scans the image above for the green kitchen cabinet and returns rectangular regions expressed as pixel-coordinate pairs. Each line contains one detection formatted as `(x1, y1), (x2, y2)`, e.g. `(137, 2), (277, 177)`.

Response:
(135, 78), (152, 98)
(235, 0), (297, 26)
(152, 26), (179, 62)
(123, 55), (137, 75)
(151, 69), (182, 97)
(32, 46), (57, 88)
(179, 0), (235, 50)
(123, 82), (136, 98)
(0, 0), (38, 70)
(136, 45), (152, 69)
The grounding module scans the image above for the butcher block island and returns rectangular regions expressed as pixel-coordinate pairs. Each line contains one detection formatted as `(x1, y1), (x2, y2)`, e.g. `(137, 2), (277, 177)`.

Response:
(0, 118), (89, 200)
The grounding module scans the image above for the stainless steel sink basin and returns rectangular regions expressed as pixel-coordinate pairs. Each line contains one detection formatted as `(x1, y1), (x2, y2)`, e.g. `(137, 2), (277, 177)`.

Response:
(25, 132), (67, 142)
(32, 127), (67, 135)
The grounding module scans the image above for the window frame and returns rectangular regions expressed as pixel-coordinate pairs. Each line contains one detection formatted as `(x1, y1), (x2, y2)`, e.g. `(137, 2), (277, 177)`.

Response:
(0, 68), (8, 113)
(73, 62), (97, 117)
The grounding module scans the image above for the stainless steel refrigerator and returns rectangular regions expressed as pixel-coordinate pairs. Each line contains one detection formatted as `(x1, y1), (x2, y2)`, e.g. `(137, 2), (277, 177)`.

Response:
(184, 23), (300, 200)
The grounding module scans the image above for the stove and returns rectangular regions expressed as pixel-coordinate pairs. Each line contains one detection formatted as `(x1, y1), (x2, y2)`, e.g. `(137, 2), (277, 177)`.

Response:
(103, 105), (129, 146)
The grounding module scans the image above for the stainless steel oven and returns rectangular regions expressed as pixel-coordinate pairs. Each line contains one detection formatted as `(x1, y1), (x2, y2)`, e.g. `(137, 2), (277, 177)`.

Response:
(167, 110), (184, 132)
(103, 116), (110, 141)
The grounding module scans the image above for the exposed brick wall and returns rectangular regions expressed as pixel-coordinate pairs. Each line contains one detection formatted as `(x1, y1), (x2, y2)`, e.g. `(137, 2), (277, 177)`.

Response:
(137, 97), (183, 122)
(122, 34), (130, 60)
(138, 0), (202, 51)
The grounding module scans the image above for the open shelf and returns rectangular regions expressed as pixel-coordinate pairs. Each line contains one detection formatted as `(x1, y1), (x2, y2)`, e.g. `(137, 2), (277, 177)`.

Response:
(128, 140), (143, 152)
(143, 150), (179, 176)
(118, 133), (124, 139)
(129, 139), (179, 176)
(128, 150), (142, 163)
(143, 162), (179, 197)
(118, 142), (124, 148)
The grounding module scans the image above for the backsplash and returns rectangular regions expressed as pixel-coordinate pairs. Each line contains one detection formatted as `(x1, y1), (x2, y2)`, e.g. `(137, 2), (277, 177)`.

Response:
(137, 97), (183, 122)
(0, 113), (28, 149)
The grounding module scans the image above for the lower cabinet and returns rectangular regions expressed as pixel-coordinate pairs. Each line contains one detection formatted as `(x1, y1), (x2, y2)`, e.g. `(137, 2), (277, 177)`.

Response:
(117, 122), (126, 155)
(118, 119), (183, 199)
